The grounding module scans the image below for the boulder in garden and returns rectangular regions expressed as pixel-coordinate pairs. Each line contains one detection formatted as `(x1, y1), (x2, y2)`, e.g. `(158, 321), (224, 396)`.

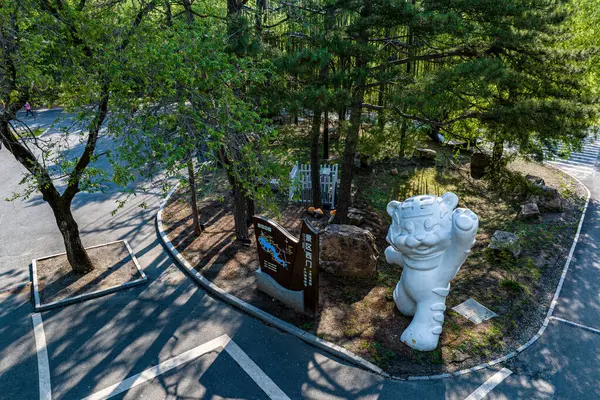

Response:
(347, 207), (366, 226)
(526, 175), (545, 187)
(533, 185), (564, 212)
(416, 148), (437, 161)
(518, 202), (540, 220)
(320, 224), (379, 278)
(489, 230), (521, 258)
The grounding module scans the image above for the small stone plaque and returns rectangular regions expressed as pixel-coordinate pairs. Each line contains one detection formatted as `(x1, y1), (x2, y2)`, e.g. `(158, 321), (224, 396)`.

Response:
(452, 298), (497, 324)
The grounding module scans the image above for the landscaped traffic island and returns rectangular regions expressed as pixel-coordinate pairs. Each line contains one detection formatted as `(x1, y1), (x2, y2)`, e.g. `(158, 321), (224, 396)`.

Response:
(161, 153), (585, 377)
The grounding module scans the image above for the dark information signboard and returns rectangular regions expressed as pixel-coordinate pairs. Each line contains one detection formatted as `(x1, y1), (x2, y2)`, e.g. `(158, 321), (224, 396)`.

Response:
(253, 216), (319, 315)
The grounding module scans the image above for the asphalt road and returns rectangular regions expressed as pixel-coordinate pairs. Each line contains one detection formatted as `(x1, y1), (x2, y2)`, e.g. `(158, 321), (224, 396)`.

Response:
(0, 110), (599, 399)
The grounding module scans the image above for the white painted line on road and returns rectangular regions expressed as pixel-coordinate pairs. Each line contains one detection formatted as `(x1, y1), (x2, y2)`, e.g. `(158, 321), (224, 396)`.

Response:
(224, 339), (291, 400)
(464, 368), (512, 400)
(31, 259), (41, 309)
(549, 316), (600, 335)
(32, 313), (52, 400)
(547, 161), (594, 172)
(547, 173), (591, 318)
(83, 335), (228, 400)
(83, 334), (290, 400)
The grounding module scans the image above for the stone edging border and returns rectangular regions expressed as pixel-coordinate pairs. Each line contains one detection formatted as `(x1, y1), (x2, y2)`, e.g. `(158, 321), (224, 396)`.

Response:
(31, 239), (148, 312)
(156, 169), (591, 381)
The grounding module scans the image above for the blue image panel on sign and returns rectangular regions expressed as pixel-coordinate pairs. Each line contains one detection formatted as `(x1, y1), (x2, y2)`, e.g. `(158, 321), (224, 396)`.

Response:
(258, 233), (289, 269)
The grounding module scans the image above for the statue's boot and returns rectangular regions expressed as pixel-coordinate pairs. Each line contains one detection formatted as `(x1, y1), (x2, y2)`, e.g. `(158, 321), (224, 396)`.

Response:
(400, 284), (449, 351)
(393, 277), (416, 316)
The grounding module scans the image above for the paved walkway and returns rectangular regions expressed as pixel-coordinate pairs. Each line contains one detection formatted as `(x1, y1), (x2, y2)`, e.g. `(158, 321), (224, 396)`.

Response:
(0, 112), (598, 399)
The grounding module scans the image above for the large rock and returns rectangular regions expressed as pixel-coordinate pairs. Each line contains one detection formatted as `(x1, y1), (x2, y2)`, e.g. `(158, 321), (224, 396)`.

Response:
(470, 152), (491, 179)
(526, 175), (545, 187)
(518, 202), (540, 220)
(489, 231), (521, 258)
(347, 207), (366, 226)
(533, 185), (564, 212)
(416, 148), (437, 161)
(320, 224), (379, 278)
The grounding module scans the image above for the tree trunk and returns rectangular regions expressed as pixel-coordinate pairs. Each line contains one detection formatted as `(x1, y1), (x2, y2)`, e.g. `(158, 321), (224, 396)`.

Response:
(224, 1), (253, 243)
(321, 7), (333, 162)
(246, 194), (255, 227)
(164, 1), (173, 26)
(377, 39), (387, 130)
(233, 184), (250, 242)
(334, 97), (364, 224)
(334, 0), (371, 224)
(323, 110), (329, 160)
(219, 146), (250, 242)
(255, 0), (265, 29)
(311, 109), (322, 208)
(187, 160), (202, 236)
(337, 57), (347, 126)
(51, 201), (94, 274)
(399, 121), (407, 158)
(338, 107), (346, 125)
(182, 0), (193, 24)
(492, 140), (504, 164)
(490, 139), (504, 176)
(377, 85), (385, 129)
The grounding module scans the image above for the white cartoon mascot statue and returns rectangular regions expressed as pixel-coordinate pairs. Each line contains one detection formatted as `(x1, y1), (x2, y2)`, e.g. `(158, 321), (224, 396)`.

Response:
(385, 192), (478, 351)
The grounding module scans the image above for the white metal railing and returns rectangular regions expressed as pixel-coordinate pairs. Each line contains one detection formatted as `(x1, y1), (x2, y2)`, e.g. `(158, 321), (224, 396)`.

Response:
(289, 162), (338, 207)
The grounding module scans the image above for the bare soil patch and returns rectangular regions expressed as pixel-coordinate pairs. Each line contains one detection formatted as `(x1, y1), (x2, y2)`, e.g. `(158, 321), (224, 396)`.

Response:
(162, 158), (585, 377)
(36, 241), (143, 306)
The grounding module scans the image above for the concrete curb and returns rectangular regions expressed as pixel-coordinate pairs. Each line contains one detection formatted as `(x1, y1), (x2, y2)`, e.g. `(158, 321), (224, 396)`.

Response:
(31, 239), (148, 312)
(157, 167), (591, 381)
(156, 184), (388, 378)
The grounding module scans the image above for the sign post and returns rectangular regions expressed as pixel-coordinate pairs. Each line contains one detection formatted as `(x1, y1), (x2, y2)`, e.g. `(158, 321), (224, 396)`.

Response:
(253, 216), (320, 315)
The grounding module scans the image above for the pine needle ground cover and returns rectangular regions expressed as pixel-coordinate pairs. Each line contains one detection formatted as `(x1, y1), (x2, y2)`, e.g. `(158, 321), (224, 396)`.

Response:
(162, 160), (585, 376)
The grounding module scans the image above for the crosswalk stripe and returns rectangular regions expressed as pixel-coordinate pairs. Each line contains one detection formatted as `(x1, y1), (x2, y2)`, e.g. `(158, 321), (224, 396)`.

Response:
(547, 137), (600, 179)
(464, 368), (513, 400)
(548, 161), (594, 172)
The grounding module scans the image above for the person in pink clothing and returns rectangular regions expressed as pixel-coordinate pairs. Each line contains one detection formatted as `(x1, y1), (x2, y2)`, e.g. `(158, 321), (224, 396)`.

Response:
(24, 101), (35, 119)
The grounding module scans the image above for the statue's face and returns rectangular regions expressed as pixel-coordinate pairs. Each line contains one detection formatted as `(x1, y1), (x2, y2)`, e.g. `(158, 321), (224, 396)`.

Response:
(387, 195), (454, 259)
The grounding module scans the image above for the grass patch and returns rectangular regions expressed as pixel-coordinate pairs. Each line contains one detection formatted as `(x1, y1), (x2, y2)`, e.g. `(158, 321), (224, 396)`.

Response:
(361, 340), (397, 368)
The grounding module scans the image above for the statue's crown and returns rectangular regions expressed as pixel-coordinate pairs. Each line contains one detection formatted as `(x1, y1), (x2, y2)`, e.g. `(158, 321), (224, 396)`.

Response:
(400, 195), (441, 219)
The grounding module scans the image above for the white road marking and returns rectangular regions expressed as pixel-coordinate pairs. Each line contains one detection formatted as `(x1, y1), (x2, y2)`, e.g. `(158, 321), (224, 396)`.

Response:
(464, 368), (512, 400)
(83, 334), (290, 400)
(224, 339), (291, 400)
(549, 316), (600, 335)
(547, 160), (595, 173)
(548, 138), (600, 180)
(32, 313), (52, 400)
